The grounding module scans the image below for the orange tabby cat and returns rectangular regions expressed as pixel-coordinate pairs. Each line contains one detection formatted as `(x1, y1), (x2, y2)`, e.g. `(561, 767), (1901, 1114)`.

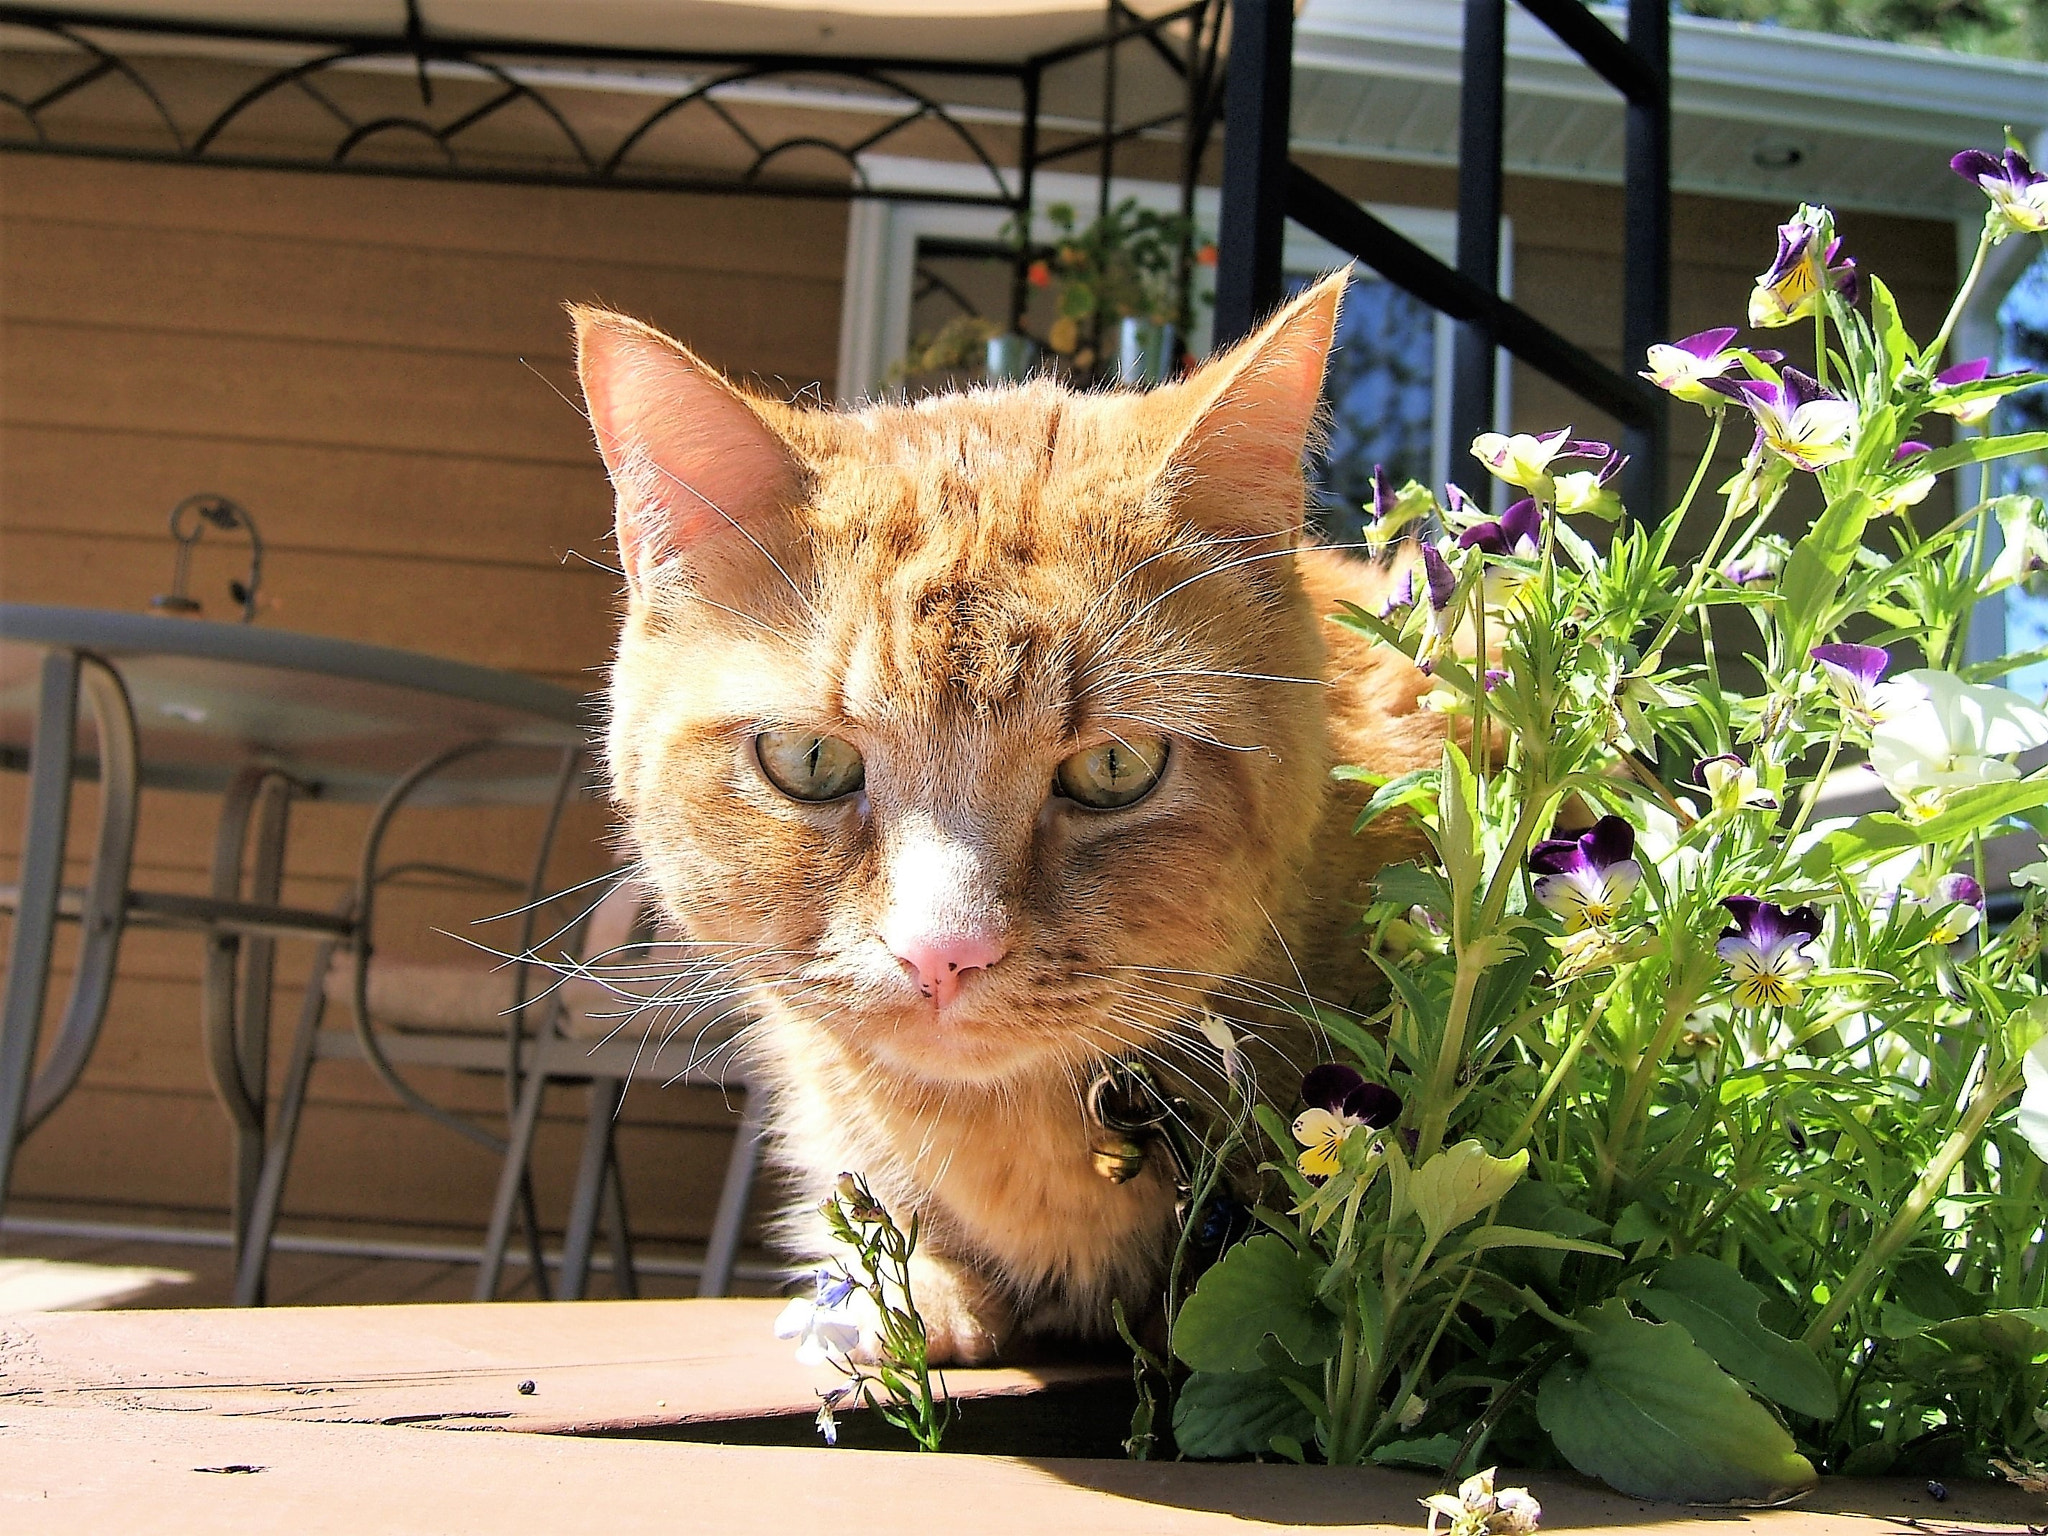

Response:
(575, 273), (1442, 1362)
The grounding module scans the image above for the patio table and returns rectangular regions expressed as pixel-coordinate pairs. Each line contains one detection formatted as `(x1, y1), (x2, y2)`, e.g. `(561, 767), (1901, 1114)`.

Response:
(0, 603), (593, 1291)
(0, 1296), (2037, 1534)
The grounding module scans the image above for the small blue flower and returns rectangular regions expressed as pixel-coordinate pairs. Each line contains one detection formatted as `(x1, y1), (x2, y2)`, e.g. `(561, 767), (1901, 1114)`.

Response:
(1717, 897), (1823, 1009)
(1528, 816), (1643, 932)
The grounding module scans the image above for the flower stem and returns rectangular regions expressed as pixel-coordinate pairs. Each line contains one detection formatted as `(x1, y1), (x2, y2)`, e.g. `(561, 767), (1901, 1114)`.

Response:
(1800, 1053), (2018, 1349)
(1652, 410), (1727, 571)
(1927, 223), (1994, 365)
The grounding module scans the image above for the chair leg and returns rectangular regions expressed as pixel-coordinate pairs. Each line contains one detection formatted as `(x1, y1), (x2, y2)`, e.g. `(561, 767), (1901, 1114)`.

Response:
(558, 1077), (623, 1301)
(699, 1085), (766, 1299)
(231, 942), (334, 1307)
(518, 1172), (552, 1302)
(602, 1139), (638, 1299)
(475, 1053), (552, 1302)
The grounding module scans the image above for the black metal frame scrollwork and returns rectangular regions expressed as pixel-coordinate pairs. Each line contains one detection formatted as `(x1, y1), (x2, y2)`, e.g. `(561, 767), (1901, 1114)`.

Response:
(0, 0), (1225, 331)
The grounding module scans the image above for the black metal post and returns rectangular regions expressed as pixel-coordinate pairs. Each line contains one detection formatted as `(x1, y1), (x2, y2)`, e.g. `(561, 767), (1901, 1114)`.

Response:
(1212, 0), (1292, 347)
(1620, 0), (1671, 516)
(1011, 62), (1042, 333)
(1449, 0), (1507, 478)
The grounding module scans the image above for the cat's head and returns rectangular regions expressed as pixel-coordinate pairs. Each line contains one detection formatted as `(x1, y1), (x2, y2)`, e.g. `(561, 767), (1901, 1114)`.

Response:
(577, 276), (1345, 1087)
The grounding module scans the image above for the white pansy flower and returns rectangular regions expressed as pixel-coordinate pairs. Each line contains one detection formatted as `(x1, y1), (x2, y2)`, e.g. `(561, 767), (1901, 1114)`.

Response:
(1868, 670), (2048, 804)
(2019, 1036), (2048, 1164)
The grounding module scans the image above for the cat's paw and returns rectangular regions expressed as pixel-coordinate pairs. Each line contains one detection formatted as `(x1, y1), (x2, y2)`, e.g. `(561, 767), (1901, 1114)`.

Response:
(859, 1251), (1011, 1367)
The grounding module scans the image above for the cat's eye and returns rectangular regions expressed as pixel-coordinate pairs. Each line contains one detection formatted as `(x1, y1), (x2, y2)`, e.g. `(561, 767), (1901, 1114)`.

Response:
(756, 729), (865, 802)
(1055, 736), (1168, 810)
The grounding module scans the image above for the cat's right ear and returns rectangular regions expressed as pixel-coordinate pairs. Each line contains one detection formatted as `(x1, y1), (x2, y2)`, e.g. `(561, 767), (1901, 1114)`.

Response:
(571, 305), (804, 596)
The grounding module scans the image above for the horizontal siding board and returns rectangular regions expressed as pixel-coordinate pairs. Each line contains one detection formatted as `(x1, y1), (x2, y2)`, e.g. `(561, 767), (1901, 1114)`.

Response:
(0, 529), (624, 674)
(2, 216), (845, 374)
(0, 156), (851, 280)
(1, 423), (618, 566)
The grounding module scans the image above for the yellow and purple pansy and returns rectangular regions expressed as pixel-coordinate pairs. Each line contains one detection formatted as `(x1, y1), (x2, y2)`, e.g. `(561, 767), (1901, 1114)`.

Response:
(1291, 1063), (1400, 1179)
(1952, 147), (2048, 239)
(1717, 896), (1824, 1009)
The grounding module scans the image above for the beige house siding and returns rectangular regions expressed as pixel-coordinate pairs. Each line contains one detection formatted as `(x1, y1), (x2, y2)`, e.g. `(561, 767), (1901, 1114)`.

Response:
(0, 155), (844, 1255)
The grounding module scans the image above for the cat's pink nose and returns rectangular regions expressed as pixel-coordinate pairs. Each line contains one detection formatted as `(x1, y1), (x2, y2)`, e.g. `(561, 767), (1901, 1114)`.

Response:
(885, 927), (1008, 1008)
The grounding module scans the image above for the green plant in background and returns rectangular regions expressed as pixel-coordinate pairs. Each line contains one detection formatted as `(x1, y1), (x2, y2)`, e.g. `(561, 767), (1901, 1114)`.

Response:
(1021, 198), (1205, 368)
(1153, 138), (2048, 1502)
(776, 1172), (952, 1451)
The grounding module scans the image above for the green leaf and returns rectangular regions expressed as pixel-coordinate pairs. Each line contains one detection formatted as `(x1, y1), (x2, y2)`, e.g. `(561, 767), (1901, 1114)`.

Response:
(1537, 1300), (1818, 1504)
(1410, 1141), (1529, 1246)
(1638, 1256), (1838, 1420)
(1443, 1224), (1622, 1264)
(1913, 430), (2048, 479)
(1779, 489), (1874, 652)
(1371, 1434), (1464, 1470)
(1868, 275), (1917, 381)
(1495, 1182), (1611, 1292)
(1349, 768), (1439, 832)
(1172, 1235), (1340, 1373)
(1895, 1308), (2048, 1387)
(1798, 775), (2048, 875)
(1885, 1256), (1983, 1323)
(1172, 1368), (1318, 1459)
(1375, 860), (1452, 915)
(1438, 741), (1483, 920)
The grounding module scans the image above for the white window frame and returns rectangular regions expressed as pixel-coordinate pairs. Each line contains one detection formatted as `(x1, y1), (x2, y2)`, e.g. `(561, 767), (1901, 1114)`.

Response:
(1957, 134), (2048, 679)
(838, 154), (1512, 491)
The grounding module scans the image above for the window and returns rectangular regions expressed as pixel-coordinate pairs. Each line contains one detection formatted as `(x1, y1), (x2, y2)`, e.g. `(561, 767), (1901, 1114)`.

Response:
(1957, 234), (2048, 696)
(839, 156), (1508, 540)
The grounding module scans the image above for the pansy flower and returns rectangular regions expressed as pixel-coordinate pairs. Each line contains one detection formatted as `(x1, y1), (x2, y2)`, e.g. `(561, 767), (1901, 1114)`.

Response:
(1868, 668), (2048, 802)
(1641, 328), (1784, 407)
(1811, 642), (1890, 725)
(1424, 1467), (1543, 1536)
(1707, 368), (1857, 472)
(1695, 753), (1779, 815)
(1875, 440), (1937, 515)
(1952, 148), (2048, 240)
(1986, 497), (2048, 595)
(1717, 896), (1824, 1009)
(1456, 496), (1543, 558)
(1929, 872), (1986, 944)
(1553, 450), (1629, 521)
(774, 1266), (869, 1366)
(1722, 543), (1782, 587)
(1409, 542), (1461, 673)
(1749, 205), (1858, 328)
(1367, 464), (1435, 549)
(1470, 428), (1611, 499)
(1928, 357), (2031, 429)
(1291, 1063), (1400, 1179)
(1528, 816), (1642, 932)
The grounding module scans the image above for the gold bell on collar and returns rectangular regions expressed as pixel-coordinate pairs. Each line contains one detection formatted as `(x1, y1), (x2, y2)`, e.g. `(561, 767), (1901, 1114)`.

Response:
(1089, 1133), (1150, 1184)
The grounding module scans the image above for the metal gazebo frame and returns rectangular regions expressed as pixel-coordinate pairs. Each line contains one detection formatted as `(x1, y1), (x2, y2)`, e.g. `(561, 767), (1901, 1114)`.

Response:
(0, 0), (1668, 484)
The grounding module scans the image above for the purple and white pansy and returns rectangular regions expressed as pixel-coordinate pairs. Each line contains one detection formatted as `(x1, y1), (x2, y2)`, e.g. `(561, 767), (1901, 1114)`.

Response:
(1528, 816), (1643, 933)
(1640, 328), (1784, 407)
(1469, 428), (1611, 499)
(1456, 496), (1543, 559)
(1952, 147), (2048, 239)
(1717, 897), (1824, 1010)
(1811, 643), (1891, 725)
(1705, 367), (1857, 472)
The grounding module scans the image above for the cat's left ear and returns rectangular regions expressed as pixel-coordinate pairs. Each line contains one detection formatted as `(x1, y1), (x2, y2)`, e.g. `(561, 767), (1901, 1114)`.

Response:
(1151, 269), (1347, 543)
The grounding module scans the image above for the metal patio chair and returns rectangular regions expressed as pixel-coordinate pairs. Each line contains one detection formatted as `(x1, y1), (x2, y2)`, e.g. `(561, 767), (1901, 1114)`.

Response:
(231, 871), (768, 1305)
